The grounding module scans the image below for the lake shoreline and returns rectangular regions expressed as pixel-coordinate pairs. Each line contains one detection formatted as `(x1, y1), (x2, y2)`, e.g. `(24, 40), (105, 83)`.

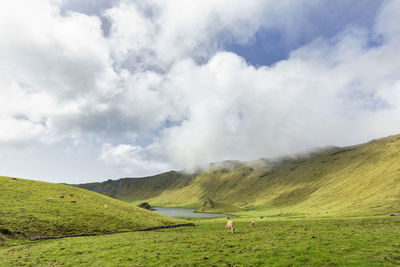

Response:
(152, 207), (231, 218)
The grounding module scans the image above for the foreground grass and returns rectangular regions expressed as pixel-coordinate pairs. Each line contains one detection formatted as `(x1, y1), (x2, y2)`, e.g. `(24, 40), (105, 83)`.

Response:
(1, 216), (400, 266)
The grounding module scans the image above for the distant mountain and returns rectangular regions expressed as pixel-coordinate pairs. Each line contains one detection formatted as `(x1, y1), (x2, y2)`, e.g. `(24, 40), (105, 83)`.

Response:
(76, 134), (400, 215)
(77, 171), (195, 202)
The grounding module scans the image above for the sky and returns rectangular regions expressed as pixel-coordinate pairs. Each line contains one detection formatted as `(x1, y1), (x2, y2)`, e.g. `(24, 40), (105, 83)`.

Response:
(1, 0), (400, 183)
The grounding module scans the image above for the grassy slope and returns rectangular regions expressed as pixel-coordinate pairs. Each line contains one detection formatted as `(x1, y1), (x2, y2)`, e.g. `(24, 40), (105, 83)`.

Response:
(78, 134), (400, 215)
(0, 177), (181, 239)
(77, 171), (194, 203)
(1, 216), (400, 266)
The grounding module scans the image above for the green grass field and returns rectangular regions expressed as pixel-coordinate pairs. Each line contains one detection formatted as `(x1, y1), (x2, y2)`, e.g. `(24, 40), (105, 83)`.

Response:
(1, 216), (400, 266)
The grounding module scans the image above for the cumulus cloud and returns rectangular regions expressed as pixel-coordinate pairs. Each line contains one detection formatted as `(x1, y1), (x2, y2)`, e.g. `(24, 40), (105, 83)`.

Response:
(105, 0), (400, 172)
(0, 0), (117, 142)
(105, 0), (266, 70)
(0, 0), (399, 181)
(147, 39), (400, 170)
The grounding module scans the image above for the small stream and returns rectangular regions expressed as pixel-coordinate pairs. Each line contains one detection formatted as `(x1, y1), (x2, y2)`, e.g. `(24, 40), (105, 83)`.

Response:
(153, 207), (228, 218)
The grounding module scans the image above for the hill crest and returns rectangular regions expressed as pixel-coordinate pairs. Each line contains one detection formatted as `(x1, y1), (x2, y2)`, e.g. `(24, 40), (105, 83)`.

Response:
(76, 134), (400, 215)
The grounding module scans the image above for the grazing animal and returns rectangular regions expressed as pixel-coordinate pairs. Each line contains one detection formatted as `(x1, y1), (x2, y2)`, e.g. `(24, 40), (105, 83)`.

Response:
(225, 220), (235, 234)
(251, 220), (255, 227)
(59, 195), (64, 198)
(70, 200), (76, 203)
(70, 194), (74, 197)
(47, 198), (53, 201)
(61, 191), (65, 194)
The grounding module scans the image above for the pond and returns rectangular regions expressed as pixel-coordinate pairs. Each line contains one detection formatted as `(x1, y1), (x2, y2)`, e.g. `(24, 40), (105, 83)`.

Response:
(153, 207), (228, 218)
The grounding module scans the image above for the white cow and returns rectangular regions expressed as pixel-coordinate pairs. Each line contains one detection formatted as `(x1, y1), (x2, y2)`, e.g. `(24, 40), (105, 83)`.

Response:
(225, 220), (235, 234)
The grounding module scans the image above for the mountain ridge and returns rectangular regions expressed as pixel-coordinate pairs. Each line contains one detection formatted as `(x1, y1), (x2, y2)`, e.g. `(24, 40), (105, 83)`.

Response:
(76, 134), (400, 215)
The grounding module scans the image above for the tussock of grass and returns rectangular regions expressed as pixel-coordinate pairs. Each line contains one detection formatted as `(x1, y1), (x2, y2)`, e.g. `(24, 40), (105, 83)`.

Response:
(0, 177), (182, 239)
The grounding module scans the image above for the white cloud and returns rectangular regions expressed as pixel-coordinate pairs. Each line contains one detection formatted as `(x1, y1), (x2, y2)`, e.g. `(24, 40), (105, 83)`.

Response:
(100, 143), (172, 175)
(0, 0), (399, 181)
(0, 0), (118, 144)
(111, 0), (400, 171)
(105, 0), (292, 70)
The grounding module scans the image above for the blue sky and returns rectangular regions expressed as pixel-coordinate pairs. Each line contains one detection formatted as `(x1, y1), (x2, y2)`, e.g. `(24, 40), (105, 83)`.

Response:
(227, 1), (382, 66)
(0, 0), (399, 183)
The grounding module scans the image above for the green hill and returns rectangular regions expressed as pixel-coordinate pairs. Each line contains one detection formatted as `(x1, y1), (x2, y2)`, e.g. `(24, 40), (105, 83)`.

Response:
(77, 134), (400, 215)
(0, 177), (181, 239)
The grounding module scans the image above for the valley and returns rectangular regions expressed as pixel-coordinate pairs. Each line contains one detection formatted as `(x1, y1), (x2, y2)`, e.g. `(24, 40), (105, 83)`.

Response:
(2, 134), (400, 266)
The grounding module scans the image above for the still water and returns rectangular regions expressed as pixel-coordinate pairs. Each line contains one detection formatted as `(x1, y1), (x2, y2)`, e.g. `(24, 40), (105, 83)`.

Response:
(153, 207), (228, 218)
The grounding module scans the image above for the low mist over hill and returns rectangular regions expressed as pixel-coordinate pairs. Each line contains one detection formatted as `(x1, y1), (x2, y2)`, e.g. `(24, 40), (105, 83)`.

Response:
(76, 134), (400, 215)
